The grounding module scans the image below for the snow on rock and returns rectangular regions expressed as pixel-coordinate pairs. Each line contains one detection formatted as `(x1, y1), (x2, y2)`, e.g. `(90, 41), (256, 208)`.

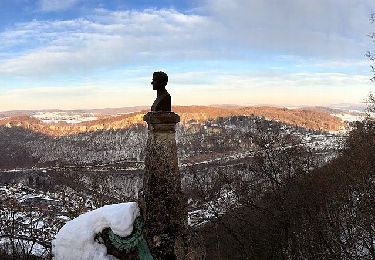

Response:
(52, 202), (140, 260)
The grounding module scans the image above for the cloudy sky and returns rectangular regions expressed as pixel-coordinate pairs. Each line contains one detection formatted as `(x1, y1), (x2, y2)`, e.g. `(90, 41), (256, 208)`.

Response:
(0, 0), (374, 110)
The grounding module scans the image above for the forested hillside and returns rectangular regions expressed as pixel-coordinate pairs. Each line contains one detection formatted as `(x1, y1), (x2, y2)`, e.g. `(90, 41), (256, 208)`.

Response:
(0, 115), (340, 169)
(195, 116), (375, 259)
(0, 106), (343, 136)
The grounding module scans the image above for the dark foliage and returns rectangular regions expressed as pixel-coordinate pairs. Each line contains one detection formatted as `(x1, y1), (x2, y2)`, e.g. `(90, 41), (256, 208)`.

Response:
(195, 117), (375, 259)
(0, 127), (41, 168)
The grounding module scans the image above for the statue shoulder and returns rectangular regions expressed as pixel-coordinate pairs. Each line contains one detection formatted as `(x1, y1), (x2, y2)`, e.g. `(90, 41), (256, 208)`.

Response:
(151, 92), (171, 112)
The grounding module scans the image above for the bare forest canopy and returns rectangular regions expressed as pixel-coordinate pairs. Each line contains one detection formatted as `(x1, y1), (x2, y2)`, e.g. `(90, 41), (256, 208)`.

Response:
(0, 106), (343, 136)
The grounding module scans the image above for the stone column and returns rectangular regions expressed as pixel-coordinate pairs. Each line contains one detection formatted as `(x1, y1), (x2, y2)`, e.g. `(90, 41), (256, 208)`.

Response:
(142, 111), (186, 260)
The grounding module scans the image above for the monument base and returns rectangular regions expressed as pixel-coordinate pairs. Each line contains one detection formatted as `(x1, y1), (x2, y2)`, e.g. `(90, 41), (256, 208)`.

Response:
(142, 111), (186, 260)
(143, 111), (180, 132)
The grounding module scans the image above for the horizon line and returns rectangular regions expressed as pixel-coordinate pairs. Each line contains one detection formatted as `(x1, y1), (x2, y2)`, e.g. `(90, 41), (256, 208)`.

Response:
(0, 102), (367, 113)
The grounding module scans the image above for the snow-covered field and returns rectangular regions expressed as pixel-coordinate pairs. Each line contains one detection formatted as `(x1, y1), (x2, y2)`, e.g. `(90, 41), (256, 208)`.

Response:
(32, 112), (97, 124)
(332, 112), (365, 123)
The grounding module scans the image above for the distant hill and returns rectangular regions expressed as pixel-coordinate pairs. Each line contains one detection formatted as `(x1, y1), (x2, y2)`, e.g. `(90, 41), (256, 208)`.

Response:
(0, 106), (148, 117)
(0, 105), (344, 136)
(330, 103), (367, 112)
(302, 106), (344, 114)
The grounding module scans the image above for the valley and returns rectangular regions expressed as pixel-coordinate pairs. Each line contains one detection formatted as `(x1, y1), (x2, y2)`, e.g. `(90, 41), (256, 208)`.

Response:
(0, 105), (357, 258)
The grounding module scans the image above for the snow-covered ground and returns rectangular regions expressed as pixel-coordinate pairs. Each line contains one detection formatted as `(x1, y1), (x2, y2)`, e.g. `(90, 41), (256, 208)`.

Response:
(0, 238), (48, 258)
(0, 183), (99, 258)
(332, 112), (365, 123)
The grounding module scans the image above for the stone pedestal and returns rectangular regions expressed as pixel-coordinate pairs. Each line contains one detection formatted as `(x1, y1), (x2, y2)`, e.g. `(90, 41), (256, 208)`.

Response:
(142, 112), (186, 260)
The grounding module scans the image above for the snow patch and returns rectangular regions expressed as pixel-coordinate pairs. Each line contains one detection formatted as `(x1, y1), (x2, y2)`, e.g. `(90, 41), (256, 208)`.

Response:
(332, 113), (365, 122)
(0, 238), (48, 257)
(52, 202), (140, 260)
(32, 112), (97, 124)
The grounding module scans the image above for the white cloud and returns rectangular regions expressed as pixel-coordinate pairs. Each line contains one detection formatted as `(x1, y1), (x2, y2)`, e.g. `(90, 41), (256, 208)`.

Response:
(39, 0), (80, 12)
(0, 1), (374, 79)
(0, 9), (215, 77)
(202, 0), (375, 58)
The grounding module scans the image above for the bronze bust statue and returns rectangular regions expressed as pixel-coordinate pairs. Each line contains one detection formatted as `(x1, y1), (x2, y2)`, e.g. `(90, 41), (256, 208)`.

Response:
(151, 71), (171, 112)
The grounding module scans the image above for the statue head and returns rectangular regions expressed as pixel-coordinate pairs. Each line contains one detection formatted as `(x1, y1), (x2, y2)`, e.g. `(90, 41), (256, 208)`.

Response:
(151, 71), (168, 90)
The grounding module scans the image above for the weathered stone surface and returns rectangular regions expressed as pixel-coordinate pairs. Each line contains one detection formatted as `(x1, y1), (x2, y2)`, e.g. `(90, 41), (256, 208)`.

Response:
(143, 112), (180, 129)
(142, 111), (187, 260)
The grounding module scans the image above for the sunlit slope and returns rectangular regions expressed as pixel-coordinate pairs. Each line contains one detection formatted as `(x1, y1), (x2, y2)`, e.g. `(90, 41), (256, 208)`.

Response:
(0, 106), (343, 136)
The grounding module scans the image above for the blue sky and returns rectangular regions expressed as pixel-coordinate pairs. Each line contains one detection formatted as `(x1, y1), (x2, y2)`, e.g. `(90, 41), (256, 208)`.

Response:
(0, 0), (374, 110)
